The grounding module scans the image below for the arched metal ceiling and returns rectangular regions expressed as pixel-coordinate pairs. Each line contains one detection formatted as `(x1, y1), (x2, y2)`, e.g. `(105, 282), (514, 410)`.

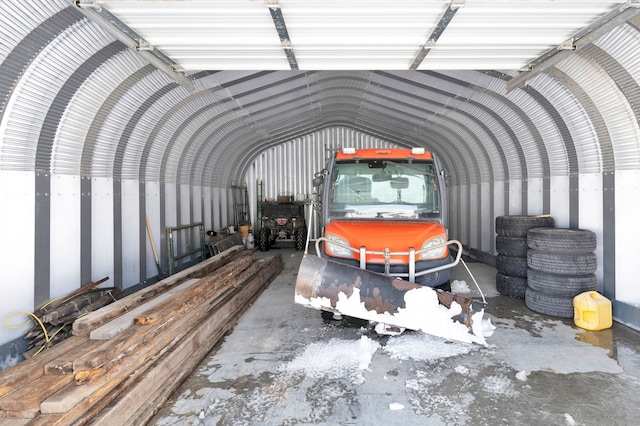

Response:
(1, 0), (640, 193)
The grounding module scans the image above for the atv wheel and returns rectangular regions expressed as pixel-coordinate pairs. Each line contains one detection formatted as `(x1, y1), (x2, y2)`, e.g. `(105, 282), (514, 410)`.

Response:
(294, 226), (307, 251)
(257, 228), (270, 251)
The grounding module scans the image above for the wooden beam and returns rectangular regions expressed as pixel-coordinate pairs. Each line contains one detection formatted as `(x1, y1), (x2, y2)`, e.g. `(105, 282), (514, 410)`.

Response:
(72, 245), (246, 336)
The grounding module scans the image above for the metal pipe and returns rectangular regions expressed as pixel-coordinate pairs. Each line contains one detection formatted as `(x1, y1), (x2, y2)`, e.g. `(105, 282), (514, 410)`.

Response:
(507, 4), (640, 91)
(73, 1), (194, 90)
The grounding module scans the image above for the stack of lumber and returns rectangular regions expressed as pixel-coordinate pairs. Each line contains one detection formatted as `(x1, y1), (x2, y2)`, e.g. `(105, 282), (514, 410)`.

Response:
(0, 245), (283, 426)
(24, 278), (120, 358)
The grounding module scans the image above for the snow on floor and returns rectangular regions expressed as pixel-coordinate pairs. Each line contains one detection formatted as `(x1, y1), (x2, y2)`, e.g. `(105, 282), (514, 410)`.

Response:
(280, 336), (379, 385)
(384, 332), (475, 362)
(451, 279), (471, 293)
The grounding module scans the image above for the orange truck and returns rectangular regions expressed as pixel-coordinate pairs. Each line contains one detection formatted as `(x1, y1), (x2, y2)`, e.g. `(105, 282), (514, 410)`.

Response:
(314, 147), (456, 290)
(295, 147), (484, 337)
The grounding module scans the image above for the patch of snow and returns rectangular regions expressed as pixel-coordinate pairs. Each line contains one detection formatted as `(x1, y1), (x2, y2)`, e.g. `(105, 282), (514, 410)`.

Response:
(389, 402), (404, 410)
(451, 279), (470, 293)
(295, 293), (332, 311)
(564, 413), (577, 425)
(454, 365), (470, 375)
(384, 333), (476, 362)
(329, 286), (491, 346)
(280, 336), (379, 385)
(481, 374), (519, 398)
(515, 370), (528, 381)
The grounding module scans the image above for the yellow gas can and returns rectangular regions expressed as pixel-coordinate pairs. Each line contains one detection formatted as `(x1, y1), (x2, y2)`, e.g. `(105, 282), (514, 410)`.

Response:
(573, 291), (612, 331)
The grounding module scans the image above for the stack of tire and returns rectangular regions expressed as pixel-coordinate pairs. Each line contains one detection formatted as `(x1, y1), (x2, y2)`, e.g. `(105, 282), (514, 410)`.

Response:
(495, 215), (555, 298)
(525, 227), (597, 318)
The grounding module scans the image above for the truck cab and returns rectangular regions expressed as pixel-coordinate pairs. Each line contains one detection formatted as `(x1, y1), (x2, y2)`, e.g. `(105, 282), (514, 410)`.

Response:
(317, 147), (453, 289)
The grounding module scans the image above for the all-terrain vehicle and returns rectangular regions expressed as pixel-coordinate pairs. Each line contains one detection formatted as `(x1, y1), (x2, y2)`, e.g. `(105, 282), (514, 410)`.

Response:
(257, 199), (307, 251)
(293, 148), (489, 342)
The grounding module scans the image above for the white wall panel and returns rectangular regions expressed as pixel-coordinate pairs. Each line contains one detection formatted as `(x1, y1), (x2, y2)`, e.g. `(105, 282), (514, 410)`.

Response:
(458, 184), (469, 245)
(212, 187), (221, 231)
(50, 174), (81, 297)
(579, 173), (604, 290)
(550, 176), (571, 227)
(527, 177), (544, 215)
(202, 187), (212, 232)
(0, 171), (34, 346)
(164, 184), (177, 229)
(508, 179), (523, 214)
(493, 181), (506, 245)
(615, 170), (640, 305)
(145, 181), (161, 280)
(121, 179), (139, 288)
(91, 178), (114, 286)
(480, 182), (492, 252)
(469, 184), (479, 248)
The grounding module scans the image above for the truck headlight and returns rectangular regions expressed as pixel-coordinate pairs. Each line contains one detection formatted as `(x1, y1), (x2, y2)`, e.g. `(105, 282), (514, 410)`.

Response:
(420, 236), (447, 259)
(325, 234), (353, 257)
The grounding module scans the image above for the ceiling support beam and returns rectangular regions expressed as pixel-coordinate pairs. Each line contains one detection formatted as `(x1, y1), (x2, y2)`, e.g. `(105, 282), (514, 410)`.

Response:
(507, 0), (640, 91)
(74, 0), (194, 90)
(409, 0), (464, 70)
(266, 1), (299, 70)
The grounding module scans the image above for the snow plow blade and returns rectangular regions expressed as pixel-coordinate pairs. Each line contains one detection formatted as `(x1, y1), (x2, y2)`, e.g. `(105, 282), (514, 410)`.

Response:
(294, 254), (491, 344)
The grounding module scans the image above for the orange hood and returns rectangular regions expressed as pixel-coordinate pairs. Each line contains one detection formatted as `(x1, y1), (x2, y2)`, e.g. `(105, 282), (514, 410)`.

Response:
(324, 220), (448, 263)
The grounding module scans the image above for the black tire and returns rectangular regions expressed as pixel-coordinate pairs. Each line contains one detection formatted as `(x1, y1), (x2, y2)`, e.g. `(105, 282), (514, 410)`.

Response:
(527, 250), (597, 275)
(527, 269), (597, 297)
(495, 215), (555, 237)
(496, 236), (528, 257)
(525, 287), (574, 318)
(294, 226), (307, 251)
(496, 273), (527, 299)
(527, 227), (596, 253)
(257, 228), (270, 251)
(496, 255), (528, 278)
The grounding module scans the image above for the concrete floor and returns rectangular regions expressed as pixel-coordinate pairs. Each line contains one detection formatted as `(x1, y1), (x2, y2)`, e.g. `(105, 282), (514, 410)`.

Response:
(152, 249), (640, 426)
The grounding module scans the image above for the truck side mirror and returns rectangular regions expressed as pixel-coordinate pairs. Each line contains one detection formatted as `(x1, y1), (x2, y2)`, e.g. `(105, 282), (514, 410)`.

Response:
(312, 170), (325, 187)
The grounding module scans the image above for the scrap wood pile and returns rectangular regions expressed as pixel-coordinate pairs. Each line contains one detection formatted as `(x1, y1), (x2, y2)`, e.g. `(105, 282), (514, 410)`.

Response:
(0, 245), (283, 426)
(23, 278), (120, 359)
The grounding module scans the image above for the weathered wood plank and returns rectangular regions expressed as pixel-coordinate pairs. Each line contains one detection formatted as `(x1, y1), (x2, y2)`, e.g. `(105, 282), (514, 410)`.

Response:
(90, 255), (283, 425)
(72, 256), (254, 375)
(88, 278), (200, 340)
(0, 417), (30, 425)
(0, 373), (74, 413)
(33, 257), (272, 423)
(20, 254), (282, 425)
(134, 257), (263, 325)
(71, 245), (246, 336)
(43, 340), (104, 376)
(0, 337), (88, 398)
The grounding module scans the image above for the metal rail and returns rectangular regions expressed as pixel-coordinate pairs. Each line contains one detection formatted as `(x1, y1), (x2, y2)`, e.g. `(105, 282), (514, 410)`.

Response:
(167, 223), (206, 275)
(313, 237), (463, 283)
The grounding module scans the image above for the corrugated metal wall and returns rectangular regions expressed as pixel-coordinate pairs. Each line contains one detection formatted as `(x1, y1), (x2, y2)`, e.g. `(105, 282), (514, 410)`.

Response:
(2, 1), (640, 360)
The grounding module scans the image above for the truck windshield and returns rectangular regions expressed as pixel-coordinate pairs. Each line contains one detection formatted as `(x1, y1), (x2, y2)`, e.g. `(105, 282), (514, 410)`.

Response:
(328, 159), (441, 220)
